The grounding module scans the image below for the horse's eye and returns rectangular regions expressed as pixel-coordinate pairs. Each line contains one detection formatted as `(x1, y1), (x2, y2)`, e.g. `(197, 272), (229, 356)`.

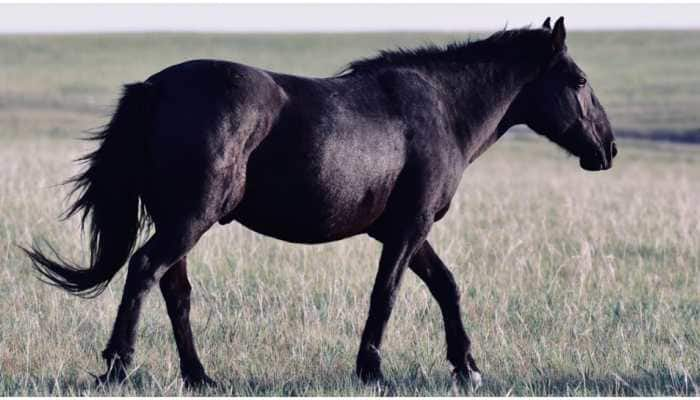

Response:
(574, 76), (587, 88)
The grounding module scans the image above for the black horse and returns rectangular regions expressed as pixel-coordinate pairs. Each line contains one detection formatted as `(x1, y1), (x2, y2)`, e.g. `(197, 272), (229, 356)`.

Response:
(25, 17), (616, 388)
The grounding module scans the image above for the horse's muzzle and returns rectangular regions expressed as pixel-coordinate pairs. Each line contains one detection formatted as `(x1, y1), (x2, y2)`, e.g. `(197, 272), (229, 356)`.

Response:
(580, 140), (616, 171)
(580, 157), (609, 171)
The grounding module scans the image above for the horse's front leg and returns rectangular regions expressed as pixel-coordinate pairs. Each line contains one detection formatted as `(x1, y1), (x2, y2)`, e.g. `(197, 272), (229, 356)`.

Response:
(409, 241), (481, 386)
(356, 220), (431, 383)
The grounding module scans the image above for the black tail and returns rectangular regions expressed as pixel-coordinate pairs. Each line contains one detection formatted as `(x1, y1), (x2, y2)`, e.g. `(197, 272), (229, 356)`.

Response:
(24, 82), (157, 298)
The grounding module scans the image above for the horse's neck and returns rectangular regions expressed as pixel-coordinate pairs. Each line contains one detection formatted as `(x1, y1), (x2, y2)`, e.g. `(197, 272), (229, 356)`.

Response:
(431, 60), (539, 164)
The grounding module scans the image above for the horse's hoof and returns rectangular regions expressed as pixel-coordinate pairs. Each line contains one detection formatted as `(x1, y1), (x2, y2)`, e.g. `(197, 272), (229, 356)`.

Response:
(357, 362), (385, 384)
(94, 367), (128, 386)
(356, 369), (395, 395)
(357, 346), (384, 384)
(183, 373), (218, 389)
(470, 371), (483, 388)
(358, 370), (385, 384)
(374, 379), (397, 396)
(452, 366), (482, 389)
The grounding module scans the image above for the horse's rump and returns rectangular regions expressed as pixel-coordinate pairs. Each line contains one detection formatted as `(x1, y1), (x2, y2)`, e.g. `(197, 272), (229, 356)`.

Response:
(141, 60), (289, 225)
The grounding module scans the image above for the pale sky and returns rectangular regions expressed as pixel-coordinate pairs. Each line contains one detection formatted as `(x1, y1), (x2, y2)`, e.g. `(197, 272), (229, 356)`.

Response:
(0, 3), (699, 33)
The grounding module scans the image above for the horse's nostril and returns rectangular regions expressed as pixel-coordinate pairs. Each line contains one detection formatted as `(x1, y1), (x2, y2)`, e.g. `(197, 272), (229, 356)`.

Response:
(611, 141), (618, 158)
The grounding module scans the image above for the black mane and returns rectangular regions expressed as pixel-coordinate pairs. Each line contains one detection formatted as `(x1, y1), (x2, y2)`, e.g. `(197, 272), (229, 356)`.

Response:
(341, 27), (551, 75)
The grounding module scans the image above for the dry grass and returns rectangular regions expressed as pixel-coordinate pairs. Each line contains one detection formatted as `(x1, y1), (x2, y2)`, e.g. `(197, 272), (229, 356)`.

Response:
(1, 135), (698, 396)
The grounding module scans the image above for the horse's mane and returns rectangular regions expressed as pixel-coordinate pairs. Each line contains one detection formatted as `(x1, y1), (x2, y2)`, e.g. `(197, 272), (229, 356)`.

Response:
(340, 27), (551, 75)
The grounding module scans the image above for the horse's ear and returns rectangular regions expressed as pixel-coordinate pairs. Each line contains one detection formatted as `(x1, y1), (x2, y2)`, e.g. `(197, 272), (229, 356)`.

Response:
(542, 17), (552, 30)
(552, 16), (566, 51)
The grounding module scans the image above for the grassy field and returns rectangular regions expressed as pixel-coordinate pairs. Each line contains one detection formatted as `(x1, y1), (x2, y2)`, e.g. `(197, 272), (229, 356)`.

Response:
(1, 32), (699, 396)
(1, 31), (700, 138)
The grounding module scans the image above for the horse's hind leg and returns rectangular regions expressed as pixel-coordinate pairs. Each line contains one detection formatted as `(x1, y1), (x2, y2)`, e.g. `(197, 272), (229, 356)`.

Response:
(98, 220), (213, 385)
(159, 256), (215, 387)
(408, 241), (481, 386)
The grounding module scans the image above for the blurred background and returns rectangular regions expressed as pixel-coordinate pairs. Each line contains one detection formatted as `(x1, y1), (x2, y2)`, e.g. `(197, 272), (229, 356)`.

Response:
(1, 3), (699, 141)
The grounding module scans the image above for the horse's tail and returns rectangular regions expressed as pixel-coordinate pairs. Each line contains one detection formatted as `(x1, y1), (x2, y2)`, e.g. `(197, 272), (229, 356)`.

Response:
(24, 82), (157, 298)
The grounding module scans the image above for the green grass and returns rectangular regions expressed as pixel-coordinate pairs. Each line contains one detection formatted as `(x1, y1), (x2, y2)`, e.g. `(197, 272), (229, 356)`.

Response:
(1, 32), (699, 396)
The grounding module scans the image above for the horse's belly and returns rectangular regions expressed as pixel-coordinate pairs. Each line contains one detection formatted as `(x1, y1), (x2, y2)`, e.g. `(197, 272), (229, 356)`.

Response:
(232, 171), (400, 243)
(230, 144), (404, 244)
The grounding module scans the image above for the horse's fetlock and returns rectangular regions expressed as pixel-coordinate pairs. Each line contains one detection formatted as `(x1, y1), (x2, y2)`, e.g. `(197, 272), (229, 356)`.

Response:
(102, 345), (134, 365)
(181, 358), (206, 377)
(357, 345), (382, 369)
(357, 345), (384, 383)
(447, 350), (465, 368)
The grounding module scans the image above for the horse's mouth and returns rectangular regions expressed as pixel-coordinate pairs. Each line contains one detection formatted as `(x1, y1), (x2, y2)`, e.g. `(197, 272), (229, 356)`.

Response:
(580, 140), (617, 171)
(579, 155), (611, 171)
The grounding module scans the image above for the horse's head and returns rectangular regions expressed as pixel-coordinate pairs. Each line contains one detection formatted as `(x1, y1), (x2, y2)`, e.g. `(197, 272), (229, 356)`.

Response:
(519, 17), (617, 171)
